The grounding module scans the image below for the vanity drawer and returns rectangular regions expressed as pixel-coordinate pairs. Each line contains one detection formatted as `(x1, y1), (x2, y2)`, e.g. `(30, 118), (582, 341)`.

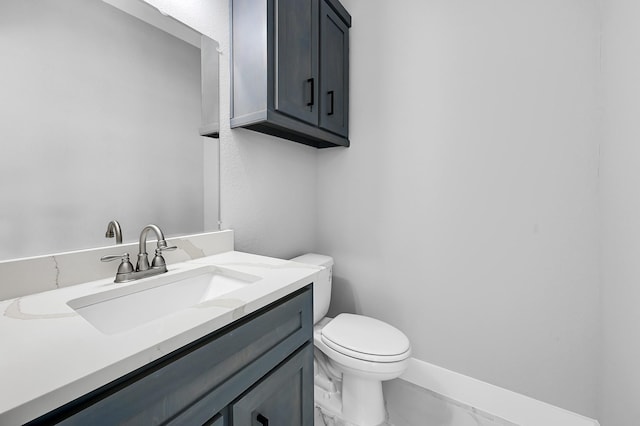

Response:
(232, 343), (314, 426)
(30, 285), (313, 425)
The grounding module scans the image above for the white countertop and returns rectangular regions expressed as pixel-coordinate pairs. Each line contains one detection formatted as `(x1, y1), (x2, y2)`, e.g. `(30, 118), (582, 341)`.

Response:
(0, 251), (320, 425)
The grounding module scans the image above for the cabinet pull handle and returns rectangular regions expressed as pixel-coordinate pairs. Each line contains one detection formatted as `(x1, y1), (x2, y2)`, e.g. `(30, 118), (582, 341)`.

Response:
(327, 90), (334, 116)
(306, 78), (315, 106)
(256, 413), (269, 425)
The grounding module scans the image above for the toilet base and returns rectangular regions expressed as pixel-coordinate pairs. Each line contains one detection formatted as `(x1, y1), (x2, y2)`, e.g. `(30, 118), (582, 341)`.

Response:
(341, 372), (387, 425)
(314, 373), (389, 426)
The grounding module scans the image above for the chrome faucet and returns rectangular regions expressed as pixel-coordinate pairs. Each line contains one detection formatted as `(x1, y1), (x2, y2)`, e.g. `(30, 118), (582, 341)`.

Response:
(101, 224), (176, 283)
(105, 220), (123, 244)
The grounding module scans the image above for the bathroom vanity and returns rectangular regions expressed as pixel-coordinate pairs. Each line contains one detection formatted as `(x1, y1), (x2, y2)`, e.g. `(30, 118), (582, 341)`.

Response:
(0, 244), (319, 425)
(31, 287), (312, 425)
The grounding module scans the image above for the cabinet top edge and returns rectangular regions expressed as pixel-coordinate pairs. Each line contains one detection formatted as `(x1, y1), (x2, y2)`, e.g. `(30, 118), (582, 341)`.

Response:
(324, 0), (351, 27)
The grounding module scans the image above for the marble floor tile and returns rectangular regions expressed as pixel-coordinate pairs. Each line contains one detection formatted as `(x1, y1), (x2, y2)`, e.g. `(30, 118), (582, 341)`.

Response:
(383, 379), (516, 426)
(314, 405), (390, 426)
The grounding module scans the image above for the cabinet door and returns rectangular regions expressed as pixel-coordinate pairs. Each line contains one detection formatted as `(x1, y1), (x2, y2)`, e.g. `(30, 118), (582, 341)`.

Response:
(232, 344), (313, 426)
(275, 0), (319, 125)
(319, 0), (349, 137)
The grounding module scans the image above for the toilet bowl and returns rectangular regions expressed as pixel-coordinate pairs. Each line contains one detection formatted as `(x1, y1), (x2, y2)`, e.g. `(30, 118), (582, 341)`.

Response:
(290, 254), (411, 426)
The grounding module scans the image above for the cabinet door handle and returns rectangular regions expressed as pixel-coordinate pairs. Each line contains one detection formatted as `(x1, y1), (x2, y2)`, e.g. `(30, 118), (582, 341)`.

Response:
(256, 413), (269, 425)
(306, 78), (315, 106)
(327, 90), (334, 116)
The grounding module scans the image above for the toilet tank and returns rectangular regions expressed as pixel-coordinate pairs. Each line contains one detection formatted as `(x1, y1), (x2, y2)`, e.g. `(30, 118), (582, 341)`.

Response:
(290, 253), (333, 324)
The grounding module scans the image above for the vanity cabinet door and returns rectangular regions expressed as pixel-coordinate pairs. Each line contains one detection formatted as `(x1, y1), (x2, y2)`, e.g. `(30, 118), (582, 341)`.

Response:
(274, 0), (319, 125)
(319, 0), (349, 138)
(232, 344), (314, 426)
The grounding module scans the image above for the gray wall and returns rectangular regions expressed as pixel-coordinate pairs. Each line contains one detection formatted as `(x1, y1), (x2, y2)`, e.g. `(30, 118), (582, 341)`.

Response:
(601, 0), (640, 424)
(0, 0), (206, 259)
(317, 0), (601, 417)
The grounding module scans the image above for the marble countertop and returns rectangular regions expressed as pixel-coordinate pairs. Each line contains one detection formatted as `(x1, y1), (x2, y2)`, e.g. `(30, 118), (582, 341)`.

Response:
(0, 251), (320, 425)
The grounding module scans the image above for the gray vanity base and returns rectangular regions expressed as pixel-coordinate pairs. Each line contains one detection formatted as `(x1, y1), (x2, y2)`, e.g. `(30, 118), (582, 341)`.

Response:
(28, 286), (313, 426)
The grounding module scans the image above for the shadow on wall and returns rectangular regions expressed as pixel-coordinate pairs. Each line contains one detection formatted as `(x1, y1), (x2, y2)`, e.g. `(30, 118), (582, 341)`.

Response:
(327, 275), (358, 317)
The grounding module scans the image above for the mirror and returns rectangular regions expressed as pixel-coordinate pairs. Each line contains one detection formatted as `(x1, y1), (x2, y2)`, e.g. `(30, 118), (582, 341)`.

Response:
(0, 0), (220, 261)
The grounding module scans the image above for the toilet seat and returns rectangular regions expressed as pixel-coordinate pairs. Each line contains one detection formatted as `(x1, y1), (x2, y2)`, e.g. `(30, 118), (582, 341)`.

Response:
(321, 314), (411, 363)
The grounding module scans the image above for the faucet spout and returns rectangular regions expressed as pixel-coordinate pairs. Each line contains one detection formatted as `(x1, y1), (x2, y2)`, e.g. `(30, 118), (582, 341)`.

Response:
(105, 220), (123, 244)
(136, 224), (169, 271)
(138, 224), (166, 253)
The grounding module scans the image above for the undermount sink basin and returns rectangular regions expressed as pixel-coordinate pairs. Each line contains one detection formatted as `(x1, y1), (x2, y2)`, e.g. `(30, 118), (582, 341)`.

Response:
(67, 265), (261, 335)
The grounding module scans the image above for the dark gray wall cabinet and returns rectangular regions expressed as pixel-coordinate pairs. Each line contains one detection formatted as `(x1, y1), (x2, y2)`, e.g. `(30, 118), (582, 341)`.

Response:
(231, 0), (351, 148)
(28, 286), (313, 426)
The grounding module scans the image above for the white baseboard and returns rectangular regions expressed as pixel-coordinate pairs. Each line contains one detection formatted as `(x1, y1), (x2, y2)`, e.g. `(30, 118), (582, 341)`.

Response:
(399, 358), (600, 426)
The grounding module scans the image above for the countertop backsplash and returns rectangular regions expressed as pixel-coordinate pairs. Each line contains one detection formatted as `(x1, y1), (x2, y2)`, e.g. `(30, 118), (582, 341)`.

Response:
(0, 230), (234, 301)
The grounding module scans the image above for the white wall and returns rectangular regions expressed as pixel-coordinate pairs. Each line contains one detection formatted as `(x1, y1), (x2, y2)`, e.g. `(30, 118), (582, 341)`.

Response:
(143, 0), (319, 259)
(317, 0), (601, 417)
(600, 0), (640, 424)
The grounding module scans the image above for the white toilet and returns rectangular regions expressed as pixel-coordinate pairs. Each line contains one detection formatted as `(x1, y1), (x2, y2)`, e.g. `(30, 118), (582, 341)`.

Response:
(291, 254), (411, 426)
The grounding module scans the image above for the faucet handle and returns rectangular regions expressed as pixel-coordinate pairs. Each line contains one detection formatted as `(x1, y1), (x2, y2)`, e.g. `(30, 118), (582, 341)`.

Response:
(101, 253), (129, 262)
(151, 246), (176, 269)
(156, 238), (177, 250)
(101, 253), (135, 278)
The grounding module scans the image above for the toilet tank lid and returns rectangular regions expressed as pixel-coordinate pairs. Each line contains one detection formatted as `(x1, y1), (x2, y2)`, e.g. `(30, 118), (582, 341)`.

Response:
(290, 253), (334, 268)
